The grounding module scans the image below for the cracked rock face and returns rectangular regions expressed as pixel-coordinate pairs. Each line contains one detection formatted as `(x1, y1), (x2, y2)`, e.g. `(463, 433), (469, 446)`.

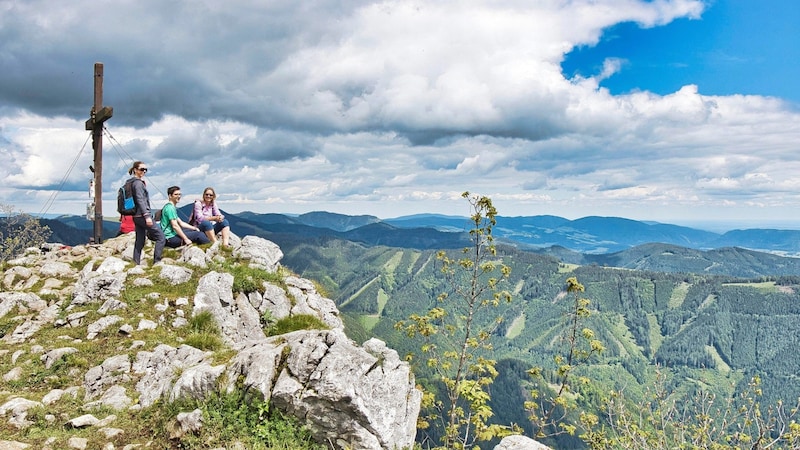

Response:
(0, 234), (422, 450)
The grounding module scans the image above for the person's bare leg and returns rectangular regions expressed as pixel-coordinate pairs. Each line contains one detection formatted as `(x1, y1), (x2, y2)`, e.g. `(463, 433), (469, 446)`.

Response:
(221, 226), (230, 246)
(205, 229), (217, 243)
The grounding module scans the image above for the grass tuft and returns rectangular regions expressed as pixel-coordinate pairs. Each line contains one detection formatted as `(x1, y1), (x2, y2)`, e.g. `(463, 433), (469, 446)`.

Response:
(266, 314), (330, 337)
(185, 310), (223, 351)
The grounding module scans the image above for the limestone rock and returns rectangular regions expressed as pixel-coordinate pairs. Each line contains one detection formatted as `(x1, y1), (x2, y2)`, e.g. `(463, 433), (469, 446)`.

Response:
(179, 246), (208, 268)
(39, 261), (74, 278)
(286, 276), (343, 330)
(171, 408), (203, 439)
(133, 344), (214, 408)
(98, 299), (127, 314)
(248, 282), (292, 320)
(193, 272), (264, 347)
(40, 347), (78, 369)
(86, 315), (123, 339)
(137, 319), (157, 331)
(3, 266), (33, 290)
(2, 367), (22, 382)
(270, 329), (421, 450)
(84, 354), (131, 400)
(494, 435), (553, 450)
(223, 340), (285, 402)
(0, 440), (32, 449)
(157, 264), (192, 285)
(170, 363), (225, 403)
(67, 437), (88, 449)
(95, 256), (128, 275)
(233, 236), (283, 272)
(0, 292), (47, 319)
(2, 300), (60, 344)
(71, 271), (125, 306)
(85, 385), (132, 411)
(66, 414), (100, 428)
(0, 397), (42, 429)
(99, 427), (124, 438)
(42, 389), (67, 405)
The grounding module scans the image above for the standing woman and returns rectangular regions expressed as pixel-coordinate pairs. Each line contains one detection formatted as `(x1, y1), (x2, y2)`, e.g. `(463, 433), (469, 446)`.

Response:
(127, 161), (165, 265)
(193, 187), (231, 246)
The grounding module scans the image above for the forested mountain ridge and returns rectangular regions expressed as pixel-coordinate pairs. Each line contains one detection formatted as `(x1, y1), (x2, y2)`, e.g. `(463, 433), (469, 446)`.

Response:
(538, 242), (800, 278)
(275, 238), (800, 447)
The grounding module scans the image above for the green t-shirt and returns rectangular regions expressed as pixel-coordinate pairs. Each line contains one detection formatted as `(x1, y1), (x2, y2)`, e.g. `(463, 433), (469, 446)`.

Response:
(160, 203), (179, 239)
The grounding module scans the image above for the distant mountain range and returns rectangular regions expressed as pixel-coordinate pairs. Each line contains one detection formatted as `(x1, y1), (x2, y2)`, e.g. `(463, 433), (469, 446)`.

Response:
(384, 214), (800, 255)
(26, 209), (800, 277)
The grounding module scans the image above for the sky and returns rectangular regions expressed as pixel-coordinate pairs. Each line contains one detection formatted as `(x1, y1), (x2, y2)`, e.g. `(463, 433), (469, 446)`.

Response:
(1, 0), (799, 231)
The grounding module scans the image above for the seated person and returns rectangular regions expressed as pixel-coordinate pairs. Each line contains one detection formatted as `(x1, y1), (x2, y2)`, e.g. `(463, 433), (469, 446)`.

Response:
(193, 186), (231, 246)
(160, 186), (209, 248)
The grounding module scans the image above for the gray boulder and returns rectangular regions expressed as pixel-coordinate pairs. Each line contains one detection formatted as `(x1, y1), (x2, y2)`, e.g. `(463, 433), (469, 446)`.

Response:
(71, 268), (126, 306)
(286, 276), (343, 330)
(84, 354), (132, 400)
(494, 435), (553, 450)
(234, 236), (283, 272)
(192, 272), (265, 347)
(157, 264), (193, 285)
(270, 329), (421, 450)
(132, 344), (215, 408)
(0, 397), (42, 429)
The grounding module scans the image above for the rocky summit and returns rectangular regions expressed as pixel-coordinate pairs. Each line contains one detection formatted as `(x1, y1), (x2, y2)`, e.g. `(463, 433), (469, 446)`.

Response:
(0, 233), (422, 449)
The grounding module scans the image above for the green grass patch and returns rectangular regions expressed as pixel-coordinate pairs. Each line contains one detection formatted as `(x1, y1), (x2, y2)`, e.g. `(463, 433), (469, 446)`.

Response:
(705, 344), (731, 374)
(184, 310), (223, 351)
(505, 312), (525, 340)
(722, 280), (778, 292)
(647, 313), (664, 354)
(668, 281), (690, 308)
(377, 288), (389, 316)
(359, 314), (380, 332)
(558, 263), (579, 273)
(67, 256), (93, 271)
(167, 390), (326, 449)
(223, 263), (285, 295)
(266, 314), (330, 337)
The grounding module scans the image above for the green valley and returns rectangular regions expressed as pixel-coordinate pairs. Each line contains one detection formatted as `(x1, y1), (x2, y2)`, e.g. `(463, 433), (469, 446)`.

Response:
(278, 238), (800, 448)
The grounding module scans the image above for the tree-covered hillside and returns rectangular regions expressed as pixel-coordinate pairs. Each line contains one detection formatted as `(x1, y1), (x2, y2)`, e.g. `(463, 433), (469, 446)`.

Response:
(277, 238), (800, 448)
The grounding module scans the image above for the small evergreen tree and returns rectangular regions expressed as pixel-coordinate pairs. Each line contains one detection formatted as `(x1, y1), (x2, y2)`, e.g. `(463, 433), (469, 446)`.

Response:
(396, 192), (517, 449)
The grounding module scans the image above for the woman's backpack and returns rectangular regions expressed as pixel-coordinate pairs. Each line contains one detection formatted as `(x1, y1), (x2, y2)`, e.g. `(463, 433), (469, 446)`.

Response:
(117, 180), (136, 215)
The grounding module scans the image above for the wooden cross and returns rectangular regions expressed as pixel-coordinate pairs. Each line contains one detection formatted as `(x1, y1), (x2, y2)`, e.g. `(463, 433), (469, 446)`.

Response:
(85, 62), (113, 244)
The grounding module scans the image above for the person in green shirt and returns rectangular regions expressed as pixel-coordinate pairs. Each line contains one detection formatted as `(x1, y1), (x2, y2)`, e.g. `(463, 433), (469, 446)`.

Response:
(160, 186), (210, 248)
